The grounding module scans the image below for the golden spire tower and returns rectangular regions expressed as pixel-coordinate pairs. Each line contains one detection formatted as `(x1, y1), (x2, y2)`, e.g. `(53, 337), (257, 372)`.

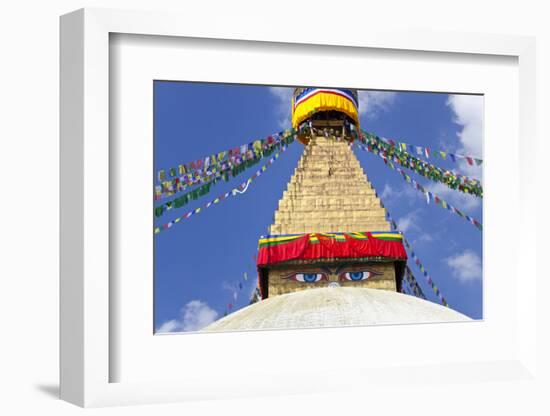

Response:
(257, 87), (405, 299)
(269, 134), (390, 235)
(276, 86), (387, 235)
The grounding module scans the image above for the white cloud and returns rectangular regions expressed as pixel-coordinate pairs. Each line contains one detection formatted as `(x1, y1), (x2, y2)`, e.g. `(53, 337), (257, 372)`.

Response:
(156, 300), (219, 333)
(401, 185), (422, 207)
(446, 94), (484, 178)
(380, 183), (395, 200)
(180, 300), (219, 331)
(268, 87), (293, 129)
(398, 183), (425, 207)
(376, 182), (418, 207)
(445, 250), (482, 283)
(157, 319), (179, 333)
(358, 91), (397, 119)
(396, 210), (420, 233)
(416, 233), (434, 244)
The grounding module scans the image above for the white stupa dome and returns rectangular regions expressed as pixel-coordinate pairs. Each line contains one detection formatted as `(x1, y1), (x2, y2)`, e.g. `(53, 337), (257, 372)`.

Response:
(202, 287), (470, 332)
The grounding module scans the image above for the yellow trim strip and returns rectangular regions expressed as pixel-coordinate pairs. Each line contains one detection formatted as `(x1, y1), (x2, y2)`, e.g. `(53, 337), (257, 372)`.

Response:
(372, 233), (403, 239)
(258, 235), (302, 245)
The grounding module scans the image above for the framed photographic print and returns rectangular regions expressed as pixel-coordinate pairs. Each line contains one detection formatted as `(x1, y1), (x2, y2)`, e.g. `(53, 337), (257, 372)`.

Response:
(60, 7), (538, 408)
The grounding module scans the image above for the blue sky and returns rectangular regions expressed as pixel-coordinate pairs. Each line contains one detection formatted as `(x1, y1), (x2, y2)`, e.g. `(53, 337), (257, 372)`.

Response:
(154, 81), (483, 333)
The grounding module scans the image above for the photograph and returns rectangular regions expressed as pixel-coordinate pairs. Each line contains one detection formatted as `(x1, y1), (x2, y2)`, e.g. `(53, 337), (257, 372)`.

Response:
(153, 82), (483, 333)
(0, 0), (543, 412)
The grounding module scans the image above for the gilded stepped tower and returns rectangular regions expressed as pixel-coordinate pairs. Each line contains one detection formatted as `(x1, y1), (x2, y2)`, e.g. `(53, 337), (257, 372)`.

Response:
(270, 135), (390, 235)
(262, 134), (401, 299)
(255, 87), (406, 299)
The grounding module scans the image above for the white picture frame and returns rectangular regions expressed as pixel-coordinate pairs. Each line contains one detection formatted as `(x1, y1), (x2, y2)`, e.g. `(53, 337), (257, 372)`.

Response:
(60, 7), (538, 408)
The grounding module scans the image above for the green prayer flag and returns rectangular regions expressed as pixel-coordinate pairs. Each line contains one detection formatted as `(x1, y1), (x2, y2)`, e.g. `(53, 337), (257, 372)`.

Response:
(158, 169), (166, 182)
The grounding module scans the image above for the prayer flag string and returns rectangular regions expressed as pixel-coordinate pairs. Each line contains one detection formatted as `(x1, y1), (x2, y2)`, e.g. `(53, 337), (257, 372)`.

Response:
(156, 129), (296, 191)
(154, 133), (296, 217)
(359, 130), (482, 197)
(378, 200), (450, 307)
(402, 238), (449, 307)
(403, 265), (427, 300)
(154, 143), (290, 234)
(357, 143), (483, 231)
(221, 257), (261, 317)
(367, 132), (483, 166)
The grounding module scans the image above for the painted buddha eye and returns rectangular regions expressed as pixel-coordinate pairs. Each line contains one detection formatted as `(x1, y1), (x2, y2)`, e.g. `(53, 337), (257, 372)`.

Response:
(339, 271), (374, 281)
(285, 273), (326, 283)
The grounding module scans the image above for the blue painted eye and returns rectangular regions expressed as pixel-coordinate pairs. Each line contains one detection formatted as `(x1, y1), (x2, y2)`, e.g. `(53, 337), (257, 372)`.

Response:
(302, 273), (321, 282)
(286, 273), (326, 283)
(349, 272), (365, 281)
(340, 271), (374, 281)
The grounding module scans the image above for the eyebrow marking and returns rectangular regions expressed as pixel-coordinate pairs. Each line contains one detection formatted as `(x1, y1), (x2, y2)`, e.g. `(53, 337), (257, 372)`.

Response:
(319, 264), (354, 275)
(334, 264), (350, 274)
